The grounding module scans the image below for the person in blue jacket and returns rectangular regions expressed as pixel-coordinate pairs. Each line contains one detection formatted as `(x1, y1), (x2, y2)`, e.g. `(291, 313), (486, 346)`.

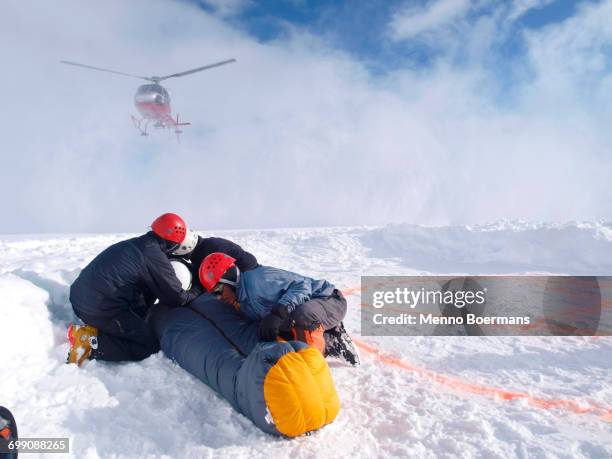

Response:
(199, 253), (359, 366)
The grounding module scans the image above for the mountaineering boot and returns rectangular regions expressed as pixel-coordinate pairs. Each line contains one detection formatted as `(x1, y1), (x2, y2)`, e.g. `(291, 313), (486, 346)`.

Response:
(67, 324), (99, 366)
(323, 322), (360, 366)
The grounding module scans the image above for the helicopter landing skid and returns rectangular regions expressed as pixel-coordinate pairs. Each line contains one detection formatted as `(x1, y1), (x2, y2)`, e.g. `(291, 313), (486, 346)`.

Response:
(131, 115), (149, 136)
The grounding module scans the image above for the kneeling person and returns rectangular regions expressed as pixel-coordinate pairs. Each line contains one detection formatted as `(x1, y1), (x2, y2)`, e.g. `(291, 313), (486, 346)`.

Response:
(68, 213), (203, 365)
(199, 253), (359, 366)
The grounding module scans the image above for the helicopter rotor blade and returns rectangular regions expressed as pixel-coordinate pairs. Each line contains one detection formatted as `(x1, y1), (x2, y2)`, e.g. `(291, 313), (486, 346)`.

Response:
(156, 59), (236, 82)
(60, 60), (153, 82)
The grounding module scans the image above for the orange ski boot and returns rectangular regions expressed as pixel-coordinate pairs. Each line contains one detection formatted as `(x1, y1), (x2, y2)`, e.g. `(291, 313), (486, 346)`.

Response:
(67, 324), (99, 366)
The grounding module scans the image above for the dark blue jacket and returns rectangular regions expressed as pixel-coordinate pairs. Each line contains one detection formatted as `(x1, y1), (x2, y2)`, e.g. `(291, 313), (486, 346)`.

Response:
(237, 266), (335, 320)
(178, 236), (258, 287)
(70, 232), (200, 317)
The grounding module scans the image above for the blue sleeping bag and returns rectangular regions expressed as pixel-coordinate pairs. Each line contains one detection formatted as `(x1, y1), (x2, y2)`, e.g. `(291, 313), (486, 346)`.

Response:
(151, 294), (340, 437)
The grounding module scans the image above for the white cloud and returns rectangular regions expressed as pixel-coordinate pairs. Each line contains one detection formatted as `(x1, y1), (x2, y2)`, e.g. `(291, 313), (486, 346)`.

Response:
(0, 0), (611, 233)
(523, 0), (612, 108)
(508, 0), (556, 22)
(389, 0), (471, 41)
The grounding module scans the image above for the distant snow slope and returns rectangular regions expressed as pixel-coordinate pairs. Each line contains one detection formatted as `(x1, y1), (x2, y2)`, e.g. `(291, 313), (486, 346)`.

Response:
(1, 222), (611, 458)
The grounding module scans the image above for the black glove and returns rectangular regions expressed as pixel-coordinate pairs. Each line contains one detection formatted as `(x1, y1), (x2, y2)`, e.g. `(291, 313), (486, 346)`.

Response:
(258, 304), (289, 341)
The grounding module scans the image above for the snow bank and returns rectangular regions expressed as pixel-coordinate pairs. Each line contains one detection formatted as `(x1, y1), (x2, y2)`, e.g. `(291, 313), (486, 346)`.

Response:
(361, 221), (612, 274)
(0, 274), (54, 383)
(0, 224), (610, 457)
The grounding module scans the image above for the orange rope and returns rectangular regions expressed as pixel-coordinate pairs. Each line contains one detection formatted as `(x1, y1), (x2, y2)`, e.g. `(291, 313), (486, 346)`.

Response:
(354, 338), (612, 422)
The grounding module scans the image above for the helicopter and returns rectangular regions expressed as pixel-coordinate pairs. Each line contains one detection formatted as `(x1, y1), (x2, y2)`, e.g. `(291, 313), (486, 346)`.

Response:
(60, 58), (236, 138)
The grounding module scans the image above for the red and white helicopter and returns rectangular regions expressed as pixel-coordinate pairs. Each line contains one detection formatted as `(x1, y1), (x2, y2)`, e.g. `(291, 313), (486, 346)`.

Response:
(61, 58), (236, 138)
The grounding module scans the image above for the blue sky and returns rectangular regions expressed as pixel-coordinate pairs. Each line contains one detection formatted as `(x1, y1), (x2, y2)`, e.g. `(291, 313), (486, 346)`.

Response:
(190, 0), (606, 113)
(196, 0), (598, 73)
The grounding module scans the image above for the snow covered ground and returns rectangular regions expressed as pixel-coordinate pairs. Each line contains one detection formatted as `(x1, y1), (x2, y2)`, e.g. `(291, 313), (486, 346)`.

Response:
(1, 222), (611, 458)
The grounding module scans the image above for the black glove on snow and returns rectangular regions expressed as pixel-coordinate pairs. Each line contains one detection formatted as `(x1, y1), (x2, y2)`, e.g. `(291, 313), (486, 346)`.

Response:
(258, 304), (289, 341)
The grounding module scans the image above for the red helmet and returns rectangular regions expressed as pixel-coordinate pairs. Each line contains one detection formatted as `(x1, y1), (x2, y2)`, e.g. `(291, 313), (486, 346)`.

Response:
(199, 252), (237, 292)
(151, 213), (187, 244)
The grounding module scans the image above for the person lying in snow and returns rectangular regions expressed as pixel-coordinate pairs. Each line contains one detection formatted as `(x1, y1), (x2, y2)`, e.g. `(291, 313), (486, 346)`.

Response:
(198, 252), (360, 366)
(67, 213), (258, 366)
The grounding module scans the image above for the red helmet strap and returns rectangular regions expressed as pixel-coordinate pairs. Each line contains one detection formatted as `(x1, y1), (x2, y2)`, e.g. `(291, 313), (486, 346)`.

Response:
(218, 266), (240, 288)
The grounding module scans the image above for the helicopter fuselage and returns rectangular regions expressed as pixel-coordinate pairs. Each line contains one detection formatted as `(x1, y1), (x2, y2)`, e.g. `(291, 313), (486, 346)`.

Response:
(134, 83), (171, 123)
